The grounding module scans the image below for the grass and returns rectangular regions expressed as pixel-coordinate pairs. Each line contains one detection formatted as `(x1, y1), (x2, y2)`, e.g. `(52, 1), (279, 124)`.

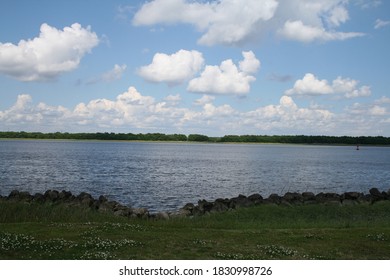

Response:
(1, 200), (390, 259)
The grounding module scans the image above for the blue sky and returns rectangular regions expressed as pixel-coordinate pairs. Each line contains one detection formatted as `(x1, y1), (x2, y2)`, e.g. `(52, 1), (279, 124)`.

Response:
(1, 0), (389, 136)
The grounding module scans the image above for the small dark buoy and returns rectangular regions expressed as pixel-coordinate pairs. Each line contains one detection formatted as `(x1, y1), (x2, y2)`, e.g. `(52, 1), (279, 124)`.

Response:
(356, 144), (360, 150)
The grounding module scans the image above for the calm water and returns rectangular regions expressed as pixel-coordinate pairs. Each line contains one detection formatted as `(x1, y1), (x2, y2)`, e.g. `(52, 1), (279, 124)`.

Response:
(1, 140), (389, 212)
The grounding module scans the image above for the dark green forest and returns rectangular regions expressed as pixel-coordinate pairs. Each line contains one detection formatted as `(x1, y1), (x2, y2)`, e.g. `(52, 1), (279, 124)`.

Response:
(1, 131), (390, 145)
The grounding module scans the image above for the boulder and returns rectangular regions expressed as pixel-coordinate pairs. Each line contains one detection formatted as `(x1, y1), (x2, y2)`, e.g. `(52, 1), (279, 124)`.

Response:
(197, 199), (214, 213)
(98, 195), (108, 203)
(229, 195), (253, 209)
(77, 192), (93, 201)
(181, 203), (195, 213)
(114, 208), (132, 217)
(132, 207), (149, 219)
(80, 197), (94, 207)
(44, 190), (59, 202)
(33, 193), (45, 203)
(315, 192), (340, 203)
(211, 199), (229, 213)
(283, 192), (303, 204)
(98, 201), (117, 212)
(7, 190), (21, 200)
(302, 192), (315, 201)
(58, 190), (73, 202)
(266, 193), (282, 204)
(18, 191), (33, 202)
(341, 192), (362, 200)
(369, 188), (387, 203)
(191, 206), (204, 216)
(248, 193), (263, 204)
(156, 212), (170, 220)
(176, 208), (192, 217)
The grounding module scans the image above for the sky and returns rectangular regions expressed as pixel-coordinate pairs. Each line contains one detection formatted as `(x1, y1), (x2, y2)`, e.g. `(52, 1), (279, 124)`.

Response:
(0, 0), (389, 136)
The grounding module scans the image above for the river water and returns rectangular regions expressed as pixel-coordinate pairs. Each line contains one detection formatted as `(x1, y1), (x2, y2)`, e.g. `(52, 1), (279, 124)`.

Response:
(1, 140), (389, 211)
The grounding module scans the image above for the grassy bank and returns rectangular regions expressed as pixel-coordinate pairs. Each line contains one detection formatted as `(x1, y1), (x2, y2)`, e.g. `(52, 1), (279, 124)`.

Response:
(1, 200), (390, 259)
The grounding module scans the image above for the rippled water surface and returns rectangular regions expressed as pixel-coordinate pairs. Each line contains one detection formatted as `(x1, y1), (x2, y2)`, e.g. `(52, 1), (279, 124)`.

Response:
(1, 140), (389, 211)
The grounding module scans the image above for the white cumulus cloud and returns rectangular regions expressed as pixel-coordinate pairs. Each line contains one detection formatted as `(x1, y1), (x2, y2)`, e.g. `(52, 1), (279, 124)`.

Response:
(242, 95), (335, 133)
(285, 73), (333, 96)
(1, 87), (390, 136)
(0, 23), (99, 81)
(187, 51), (260, 96)
(138, 49), (204, 85)
(286, 73), (371, 98)
(275, 0), (364, 42)
(133, 0), (364, 45)
(239, 51), (261, 74)
(133, 0), (278, 46)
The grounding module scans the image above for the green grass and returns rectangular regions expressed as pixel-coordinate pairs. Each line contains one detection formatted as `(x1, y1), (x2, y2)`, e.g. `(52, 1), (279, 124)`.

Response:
(1, 200), (390, 259)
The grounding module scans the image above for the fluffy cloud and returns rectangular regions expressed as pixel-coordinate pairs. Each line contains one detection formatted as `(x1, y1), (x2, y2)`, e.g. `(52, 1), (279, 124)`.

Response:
(0, 94), (70, 128)
(1, 87), (390, 135)
(242, 95), (335, 133)
(132, 0), (364, 45)
(138, 50), (204, 85)
(286, 73), (371, 98)
(133, 0), (278, 46)
(275, 0), (364, 42)
(187, 51), (260, 95)
(239, 51), (261, 74)
(0, 23), (99, 81)
(285, 73), (333, 96)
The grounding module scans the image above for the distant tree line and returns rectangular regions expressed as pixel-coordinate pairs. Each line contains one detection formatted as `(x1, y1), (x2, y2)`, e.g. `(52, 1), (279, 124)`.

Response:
(0, 131), (187, 142)
(218, 135), (390, 145)
(0, 131), (389, 145)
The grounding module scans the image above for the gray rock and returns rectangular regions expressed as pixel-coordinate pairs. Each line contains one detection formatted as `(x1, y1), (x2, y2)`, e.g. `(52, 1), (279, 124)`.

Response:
(369, 187), (386, 203)
(98, 201), (117, 212)
(283, 192), (303, 205)
(8, 190), (20, 200)
(342, 192), (362, 200)
(192, 206), (204, 216)
(80, 197), (94, 207)
(99, 195), (108, 203)
(198, 199), (214, 213)
(156, 212), (170, 220)
(229, 195), (254, 209)
(248, 193), (263, 204)
(58, 190), (73, 201)
(44, 190), (59, 202)
(211, 199), (229, 213)
(132, 207), (149, 218)
(315, 192), (340, 203)
(267, 194), (281, 204)
(302, 192), (315, 201)
(18, 191), (33, 202)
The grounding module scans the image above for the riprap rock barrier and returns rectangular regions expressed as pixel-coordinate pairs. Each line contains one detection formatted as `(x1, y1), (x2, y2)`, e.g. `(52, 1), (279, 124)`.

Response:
(1, 188), (389, 220)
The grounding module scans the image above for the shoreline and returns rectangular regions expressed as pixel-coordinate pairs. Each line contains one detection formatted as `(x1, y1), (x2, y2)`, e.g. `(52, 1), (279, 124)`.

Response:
(2, 138), (390, 148)
(2, 188), (390, 220)
(1, 131), (390, 146)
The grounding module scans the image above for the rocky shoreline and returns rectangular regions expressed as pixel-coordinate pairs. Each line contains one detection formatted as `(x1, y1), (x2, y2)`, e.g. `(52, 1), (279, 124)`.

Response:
(1, 188), (390, 220)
